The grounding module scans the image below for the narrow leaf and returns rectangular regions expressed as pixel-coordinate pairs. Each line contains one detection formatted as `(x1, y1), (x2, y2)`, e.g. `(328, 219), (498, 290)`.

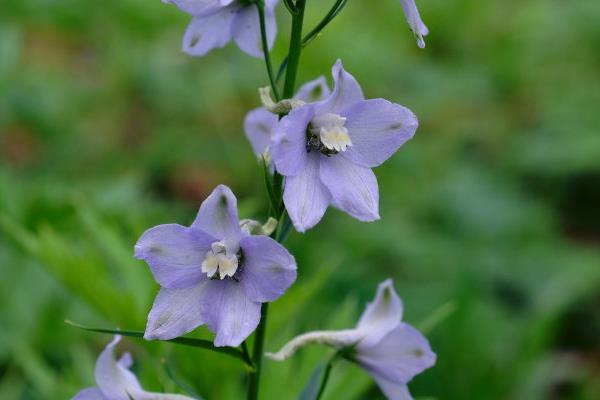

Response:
(297, 363), (326, 400)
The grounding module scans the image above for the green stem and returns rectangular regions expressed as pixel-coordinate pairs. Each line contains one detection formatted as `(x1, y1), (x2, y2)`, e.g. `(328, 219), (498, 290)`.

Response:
(282, 0), (306, 98)
(256, 1), (280, 101)
(246, 304), (269, 400)
(315, 353), (340, 400)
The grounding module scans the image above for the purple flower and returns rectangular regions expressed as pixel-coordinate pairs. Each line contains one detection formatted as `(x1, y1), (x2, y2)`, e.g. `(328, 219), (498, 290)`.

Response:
(267, 280), (436, 400)
(399, 0), (429, 48)
(163, 0), (279, 57)
(270, 60), (418, 232)
(135, 185), (297, 347)
(72, 335), (194, 400)
(244, 76), (331, 162)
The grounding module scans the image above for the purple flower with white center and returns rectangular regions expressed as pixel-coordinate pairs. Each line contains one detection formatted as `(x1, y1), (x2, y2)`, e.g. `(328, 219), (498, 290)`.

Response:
(72, 335), (194, 400)
(163, 0), (279, 58)
(244, 76), (331, 162)
(267, 280), (436, 400)
(135, 185), (297, 347)
(399, 0), (429, 48)
(270, 60), (418, 232)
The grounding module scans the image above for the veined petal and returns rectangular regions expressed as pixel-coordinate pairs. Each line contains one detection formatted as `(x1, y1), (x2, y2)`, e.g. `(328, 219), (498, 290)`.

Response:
(239, 235), (297, 302)
(342, 99), (418, 168)
(316, 59), (364, 115)
(320, 155), (379, 222)
(232, 3), (276, 58)
(294, 76), (331, 103)
(283, 152), (331, 232)
(271, 105), (314, 176)
(201, 280), (261, 347)
(266, 329), (365, 361)
(192, 185), (242, 242)
(95, 336), (142, 400)
(134, 224), (215, 289)
(244, 107), (278, 156)
(182, 7), (237, 57)
(357, 279), (403, 347)
(144, 283), (209, 340)
(371, 376), (414, 400)
(356, 323), (436, 384)
(399, 0), (429, 48)
(72, 388), (105, 400)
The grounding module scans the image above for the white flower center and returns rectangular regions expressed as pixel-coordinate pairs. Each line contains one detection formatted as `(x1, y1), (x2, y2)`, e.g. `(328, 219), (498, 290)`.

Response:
(201, 241), (239, 280)
(310, 113), (352, 152)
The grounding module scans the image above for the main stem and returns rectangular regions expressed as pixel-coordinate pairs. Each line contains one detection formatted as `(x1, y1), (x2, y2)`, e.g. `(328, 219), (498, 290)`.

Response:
(247, 2), (306, 399)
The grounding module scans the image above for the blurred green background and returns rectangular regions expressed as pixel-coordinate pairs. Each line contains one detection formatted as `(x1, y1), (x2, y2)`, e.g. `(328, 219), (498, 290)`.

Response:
(1, 0), (600, 399)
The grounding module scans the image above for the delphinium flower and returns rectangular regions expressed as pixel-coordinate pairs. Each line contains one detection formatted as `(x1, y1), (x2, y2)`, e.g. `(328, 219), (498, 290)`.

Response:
(135, 185), (297, 347)
(162, 0), (279, 57)
(72, 335), (194, 400)
(267, 280), (436, 400)
(270, 59), (418, 232)
(244, 76), (331, 165)
(399, 0), (429, 48)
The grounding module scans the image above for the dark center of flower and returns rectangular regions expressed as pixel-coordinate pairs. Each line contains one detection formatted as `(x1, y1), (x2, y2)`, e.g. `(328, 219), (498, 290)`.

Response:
(305, 113), (352, 156)
(201, 241), (244, 281)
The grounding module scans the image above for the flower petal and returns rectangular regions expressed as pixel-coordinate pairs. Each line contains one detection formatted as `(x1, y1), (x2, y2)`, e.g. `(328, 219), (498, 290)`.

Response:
(356, 323), (436, 384)
(357, 279), (404, 347)
(135, 224), (215, 289)
(399, 0), (429, 49)
(316, 59), (364, 115)
(371, 376), (414, 400)
(72, 388), (105, 400)
(283, 152), (331, 232)
(163, 0), (231, 16)
(239, 235), (297, 302)
(294, 76), (331, 103)
(320, 155), (379, 222)
(128, 388), (196, 400)
(341, 99), (418, 168)
(232, 4), (276, 58)
(95, 336), (142, 400)
(201, 280), (261, 347)
(244, 107), (278, 156)
(192, 185), (242, 242)
(271, 105), (314, 176)
(266, 329), (365, 361)
(144, 283), (209, 340)
(182, 7), (237, 57)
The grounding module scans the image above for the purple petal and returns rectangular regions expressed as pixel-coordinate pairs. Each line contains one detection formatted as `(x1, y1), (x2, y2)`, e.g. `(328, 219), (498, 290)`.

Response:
(357, 279), (403, 347)
(144, 283), (209, 340)
(244, 107), (278, 156)
(182, 6), (237, 57)
(341, 99), (418, 168)
(201, 280), (261, 347)
(271, 105), (314, 176)
(399, 0), (429, 49)
(232, 4), (276, 58)
(356, 323), (436, 384)
(128, 389), (196, 400)
(72, 388), (105, 400)
(192, 185), (242, 242)
(316, 59), (364, 115)
(134, 224), (215, 289)
(95, 336), (142, 400)
(371, 376), (414, 400)
(319, 155), (379, 221)
(294, 76), (331, 103)
(239, 235), (297, 302)
(163, 0), (232, 16)
(283, 152), (331, 232)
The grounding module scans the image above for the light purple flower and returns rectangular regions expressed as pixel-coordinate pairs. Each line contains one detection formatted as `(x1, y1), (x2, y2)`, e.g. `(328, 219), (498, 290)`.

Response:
(163, 0), (279, 57)
(244, 76), (331, 161)
(267, 280), (436, 400)
(399, 0), (429, 48)
(270, 60), (418, 232)
(72, 335), (194, 400)
(135, 185), (297, 347)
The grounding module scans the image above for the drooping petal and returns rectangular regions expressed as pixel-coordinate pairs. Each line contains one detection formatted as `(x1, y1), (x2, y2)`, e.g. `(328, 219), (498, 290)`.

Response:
(266, 329), (365, 361)
(163, 0), (231, 16)
(341, 99), (418, 168)
(283, 152), (331, 232)
(399, 0), (429, 49)
(356, 279), (404, 347)
(95, 336), (142, 400)
(271, 105), (314, 176)
(134, 224), (215, 289)
(201, 280), (261, 347)
(232, 3), (276, 58)
(128, 388), (197, 400)
(72, 388), (105, 400)
(238, 235), (297, 302)
(371, 376), (414, 400)
(320, 155), (379, 222)
(144, 283), (210, 340)
(356, 323), (436, 384)
(316, 59), (364, 115)
(294, 76), (331, 103)
(182, 6), (237, 57)
(244, 107), (278, 156)
(192, 185), (242, 242)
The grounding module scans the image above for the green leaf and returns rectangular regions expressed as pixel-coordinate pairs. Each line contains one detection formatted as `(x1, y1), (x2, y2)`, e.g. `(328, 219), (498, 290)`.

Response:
(297, 363), (326, 400)
(163, 360), (204, 400)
